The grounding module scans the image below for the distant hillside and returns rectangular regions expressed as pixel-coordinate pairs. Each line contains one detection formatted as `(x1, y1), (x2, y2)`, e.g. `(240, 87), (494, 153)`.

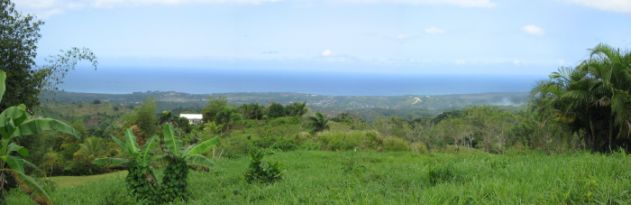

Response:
(40, 90), (529, 113)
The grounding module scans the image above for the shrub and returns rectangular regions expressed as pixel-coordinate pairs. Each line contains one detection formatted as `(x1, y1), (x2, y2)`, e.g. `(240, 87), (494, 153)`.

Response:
(244, 149), (283, 184)
(410, 142), (428, 154)
(160, 157), (189, 202)
(317, 130), (381, 151)
(382, 137), (410, 151)
(316, 131), (411, 151)
(219, 135), (254, 158)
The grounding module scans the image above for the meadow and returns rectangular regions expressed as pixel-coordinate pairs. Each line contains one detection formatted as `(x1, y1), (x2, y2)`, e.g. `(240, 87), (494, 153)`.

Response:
(7, 150), (631, 205)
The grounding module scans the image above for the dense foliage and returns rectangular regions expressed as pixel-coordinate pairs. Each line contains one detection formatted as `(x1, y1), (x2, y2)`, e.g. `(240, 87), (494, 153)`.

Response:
(0, 0), (96, 111)
(0, 70), (79, 205)
(94, 124), (217, 204)
(532, 44), (631, 152)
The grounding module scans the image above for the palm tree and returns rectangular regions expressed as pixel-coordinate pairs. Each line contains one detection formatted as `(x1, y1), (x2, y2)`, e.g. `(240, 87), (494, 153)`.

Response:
(307, 112), (329, 133)
(0, 71), (80, 205)
(73, 137), (111, 174)
(531, 44), (631, 152)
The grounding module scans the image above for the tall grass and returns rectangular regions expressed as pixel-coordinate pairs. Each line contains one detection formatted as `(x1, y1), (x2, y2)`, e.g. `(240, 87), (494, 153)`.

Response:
(7, 151), (631, 204)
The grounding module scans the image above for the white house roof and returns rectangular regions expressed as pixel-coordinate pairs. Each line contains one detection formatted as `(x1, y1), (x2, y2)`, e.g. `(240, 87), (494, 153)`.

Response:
(179, 114), (203, 120)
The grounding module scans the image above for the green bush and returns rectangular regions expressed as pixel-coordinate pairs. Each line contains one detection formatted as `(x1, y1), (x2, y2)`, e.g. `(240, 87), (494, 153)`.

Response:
(317, 130), (382, 151)
(382, 137), (410, 151)
(160, 157), (189, 202)
(410, 142), (429, 154)
(244, 149), (283, 184)
(219, 135), (254, 158)
(253, 135), (300, 151)
(316, 131), (412, 152)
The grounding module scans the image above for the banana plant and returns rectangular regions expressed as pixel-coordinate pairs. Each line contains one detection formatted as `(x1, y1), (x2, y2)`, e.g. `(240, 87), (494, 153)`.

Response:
(160, 124), (218, 202)
(0, 70), (80, 205)
(93, 129), (161, 204)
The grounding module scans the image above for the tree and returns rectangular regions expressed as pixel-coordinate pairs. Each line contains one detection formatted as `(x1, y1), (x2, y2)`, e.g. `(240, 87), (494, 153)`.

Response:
(131, 99), (158, 144)
(267, 103), (285, 118)
(71, 137), (111, 174)
(285, 102), (307, 117)
(202, 97), (229, 123)
(0, 70), (80, 205)
(307, 112), (329, 133)
(215, 108), (239, 132)
(238, 103), (264, 120)
(531, 44), (631, 152)
(158, 111), (172, 124)
(0, 1), (97, 111)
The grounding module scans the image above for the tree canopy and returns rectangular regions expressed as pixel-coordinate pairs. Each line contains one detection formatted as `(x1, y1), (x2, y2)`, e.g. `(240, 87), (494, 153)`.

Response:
(0, 0), (97, 111)
(532, 44), (631, 152)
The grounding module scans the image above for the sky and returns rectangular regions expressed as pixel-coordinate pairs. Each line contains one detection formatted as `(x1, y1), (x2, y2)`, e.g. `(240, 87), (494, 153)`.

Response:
(11, 0), (631, 76)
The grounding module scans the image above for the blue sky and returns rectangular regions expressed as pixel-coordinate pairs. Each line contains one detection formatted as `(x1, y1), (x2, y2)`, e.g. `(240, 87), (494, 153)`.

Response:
(13, 0), (631, 76)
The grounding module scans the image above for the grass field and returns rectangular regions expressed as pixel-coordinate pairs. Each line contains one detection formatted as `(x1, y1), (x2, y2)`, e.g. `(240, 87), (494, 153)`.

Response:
(7, 150), (631, 204)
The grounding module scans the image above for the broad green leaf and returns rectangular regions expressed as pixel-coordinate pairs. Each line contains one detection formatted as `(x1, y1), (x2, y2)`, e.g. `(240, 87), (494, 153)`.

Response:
(93, 157), (129, 167)
(0, 105), (28, 128)
(20, 158), (43, 174)
(8, 143), (29, 157)
(11, 170), (52, 204)
(0, 70), (5, 103)
(186, 154), (214, 168)
(111, 136), (127, 154)
(6, 156), (25, 173)
(124, 129), (139, 155)
(16, 118), (80, 139)
(162, 124), (180, 157)
(185, 137), (218, 156)
(140, 136), (158, 165)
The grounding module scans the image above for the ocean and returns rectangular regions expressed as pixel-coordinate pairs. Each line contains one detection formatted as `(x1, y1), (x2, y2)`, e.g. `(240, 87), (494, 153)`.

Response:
(60, 67), (545, 96)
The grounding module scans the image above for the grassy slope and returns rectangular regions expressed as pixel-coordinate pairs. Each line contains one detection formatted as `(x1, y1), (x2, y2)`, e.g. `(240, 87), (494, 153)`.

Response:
(47, 171), (127, 188)
(7, 151), (631, 204)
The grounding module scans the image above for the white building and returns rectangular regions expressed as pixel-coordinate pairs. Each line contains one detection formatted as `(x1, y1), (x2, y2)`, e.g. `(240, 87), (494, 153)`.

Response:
(179, 114), (203, 124)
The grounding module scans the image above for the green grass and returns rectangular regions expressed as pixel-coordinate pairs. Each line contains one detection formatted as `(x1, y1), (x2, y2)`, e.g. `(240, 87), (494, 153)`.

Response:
(47, 171), (128, 188)
(7, 150), (631, 204)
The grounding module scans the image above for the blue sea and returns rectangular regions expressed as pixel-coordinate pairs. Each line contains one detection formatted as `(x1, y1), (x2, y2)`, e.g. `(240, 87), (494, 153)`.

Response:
(60, 67), (545, 96)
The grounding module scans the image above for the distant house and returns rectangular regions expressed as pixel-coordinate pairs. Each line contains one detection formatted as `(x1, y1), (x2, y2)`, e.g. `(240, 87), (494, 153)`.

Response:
(179, 114), (203, 124)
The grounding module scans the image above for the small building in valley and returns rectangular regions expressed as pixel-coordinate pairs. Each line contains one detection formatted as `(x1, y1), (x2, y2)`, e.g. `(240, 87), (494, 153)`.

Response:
(179, 113), (203, 124)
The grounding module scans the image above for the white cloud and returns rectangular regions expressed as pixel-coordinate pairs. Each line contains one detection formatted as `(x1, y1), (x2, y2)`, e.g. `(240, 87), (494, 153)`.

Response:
(15, 0), (57, 9)
(424, 26), (446, 34)
(13, 0), (281, 18)
(395, 33), (411, 40)
(567, 0), (631, 13)
(512, 59), (522, 65)
(13, 0), (494, 18)
(90, 0), (281, 7)
(321, 49), (334, 57)
(337, 0), (495, 8)
(522, 25), (544, 36)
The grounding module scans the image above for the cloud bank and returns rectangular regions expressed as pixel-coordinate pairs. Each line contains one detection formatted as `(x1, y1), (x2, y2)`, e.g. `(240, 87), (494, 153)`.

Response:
(567, 0), (631, 14)
(14, 0), (495, 18)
